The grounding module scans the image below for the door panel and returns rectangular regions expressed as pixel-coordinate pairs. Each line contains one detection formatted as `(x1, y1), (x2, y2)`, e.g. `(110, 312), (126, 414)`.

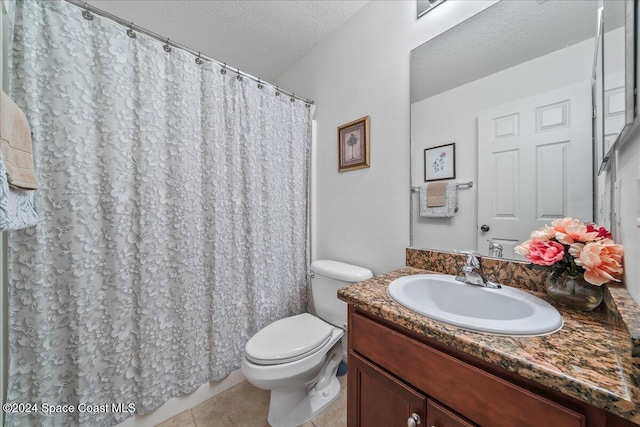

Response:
(348, 352), (426, 427)
(603, 70), (625, 154)
(427, 399), (477, 427)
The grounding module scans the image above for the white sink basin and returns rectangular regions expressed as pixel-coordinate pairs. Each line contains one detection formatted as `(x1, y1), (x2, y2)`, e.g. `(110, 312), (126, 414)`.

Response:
(387, 274), (563, 336)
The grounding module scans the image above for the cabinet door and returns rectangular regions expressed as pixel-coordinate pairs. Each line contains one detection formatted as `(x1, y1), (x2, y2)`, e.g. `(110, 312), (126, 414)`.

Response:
(348, 352), (426, 427)
(427, 399), (477, 427)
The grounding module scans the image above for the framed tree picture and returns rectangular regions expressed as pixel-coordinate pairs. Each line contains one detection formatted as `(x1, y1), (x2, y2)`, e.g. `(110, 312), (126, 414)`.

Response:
(338, 116), (370, 172)
(424, 142), (456, 181)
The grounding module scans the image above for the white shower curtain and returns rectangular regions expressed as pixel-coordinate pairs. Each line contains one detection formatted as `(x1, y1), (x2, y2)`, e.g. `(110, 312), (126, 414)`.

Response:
(7, 1), (311, 426)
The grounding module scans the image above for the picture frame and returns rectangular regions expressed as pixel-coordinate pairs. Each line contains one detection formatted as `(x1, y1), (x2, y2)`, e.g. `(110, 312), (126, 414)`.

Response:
(338, 116), (370, 172)
(424, 142), (456, 181)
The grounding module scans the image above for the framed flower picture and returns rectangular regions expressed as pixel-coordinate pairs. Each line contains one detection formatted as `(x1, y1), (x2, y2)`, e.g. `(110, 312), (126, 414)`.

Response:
(424, 143), (456, 181)
(338, 116), (370, 172)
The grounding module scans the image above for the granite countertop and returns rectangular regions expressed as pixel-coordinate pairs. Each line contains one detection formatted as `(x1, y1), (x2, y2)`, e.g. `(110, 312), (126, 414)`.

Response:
(338, 267), (640, 424)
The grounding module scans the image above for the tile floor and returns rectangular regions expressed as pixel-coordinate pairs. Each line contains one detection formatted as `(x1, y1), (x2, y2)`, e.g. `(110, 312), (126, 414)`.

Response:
(156, 375), (347, 427)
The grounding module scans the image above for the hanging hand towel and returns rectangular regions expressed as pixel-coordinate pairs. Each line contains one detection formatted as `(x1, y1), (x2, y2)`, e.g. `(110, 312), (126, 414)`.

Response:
(426, 181), (447, 207)
(419, 181), (457, 217)
(0, 90), (39, 190)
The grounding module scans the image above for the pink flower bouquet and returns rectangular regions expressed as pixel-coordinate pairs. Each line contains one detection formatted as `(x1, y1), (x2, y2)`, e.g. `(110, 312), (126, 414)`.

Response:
(514, 218), (623, 286)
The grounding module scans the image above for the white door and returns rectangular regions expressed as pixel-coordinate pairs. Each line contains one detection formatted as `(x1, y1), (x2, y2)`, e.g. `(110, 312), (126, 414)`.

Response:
(477, 81), (593, 258)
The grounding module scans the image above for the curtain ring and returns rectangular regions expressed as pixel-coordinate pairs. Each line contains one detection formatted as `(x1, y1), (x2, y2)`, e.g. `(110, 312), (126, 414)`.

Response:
(290, 93), (296, 103)
(163, 38), (172, 53)
(126, 22), (136, 38)
(195, 52), (203, 65)
(236, 70), (243, 81)
(82, 2), (93, 20)
(220, 63), (227, 75)
(275, 86), (281, 96)
(257, 78), (264, 90)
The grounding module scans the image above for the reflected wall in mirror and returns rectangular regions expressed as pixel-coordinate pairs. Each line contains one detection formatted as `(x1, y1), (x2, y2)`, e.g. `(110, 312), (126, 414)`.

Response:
(600, 0), (635, 169)
(410, 0), (598, 260)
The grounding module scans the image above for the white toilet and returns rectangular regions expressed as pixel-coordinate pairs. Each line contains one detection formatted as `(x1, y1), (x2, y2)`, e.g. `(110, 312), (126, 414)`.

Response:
(241, 260), (373, 427)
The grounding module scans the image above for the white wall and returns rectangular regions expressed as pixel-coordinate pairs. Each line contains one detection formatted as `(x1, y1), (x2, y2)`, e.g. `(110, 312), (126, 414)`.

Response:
(410, 37), (594, 252)
(611, 127), (640, 302)
(276, 0), (497, 275)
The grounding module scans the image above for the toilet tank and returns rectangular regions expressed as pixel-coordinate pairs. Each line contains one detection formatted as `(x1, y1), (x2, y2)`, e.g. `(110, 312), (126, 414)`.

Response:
(310, 260), (373, 329)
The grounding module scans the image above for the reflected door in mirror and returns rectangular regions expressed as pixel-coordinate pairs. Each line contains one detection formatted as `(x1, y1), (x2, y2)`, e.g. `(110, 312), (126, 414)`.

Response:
(477, 81), (593, 258)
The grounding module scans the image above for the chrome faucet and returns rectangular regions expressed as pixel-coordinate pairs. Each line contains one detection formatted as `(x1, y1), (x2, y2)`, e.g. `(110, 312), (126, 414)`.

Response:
(455, 251), (501, 289)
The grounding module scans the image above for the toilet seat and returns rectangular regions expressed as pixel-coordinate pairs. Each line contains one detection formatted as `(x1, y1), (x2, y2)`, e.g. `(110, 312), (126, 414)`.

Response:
(245, 313), (334, 365)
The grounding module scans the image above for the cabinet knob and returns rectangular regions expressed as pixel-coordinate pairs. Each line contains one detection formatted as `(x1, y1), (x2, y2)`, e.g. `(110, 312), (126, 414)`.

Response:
(407, 413), (421, 427)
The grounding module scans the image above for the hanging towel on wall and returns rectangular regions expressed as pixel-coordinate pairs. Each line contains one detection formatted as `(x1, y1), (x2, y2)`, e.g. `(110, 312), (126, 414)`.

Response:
(0, 90), (39, 189)
(419, 181), (457, 217)
(426, 181), (447, 207)
(0, 91), (39, 230)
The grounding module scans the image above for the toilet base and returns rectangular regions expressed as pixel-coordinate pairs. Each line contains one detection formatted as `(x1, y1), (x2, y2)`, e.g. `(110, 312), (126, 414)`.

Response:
(267, 375), (340, 427)
(266, 342), (343, 427)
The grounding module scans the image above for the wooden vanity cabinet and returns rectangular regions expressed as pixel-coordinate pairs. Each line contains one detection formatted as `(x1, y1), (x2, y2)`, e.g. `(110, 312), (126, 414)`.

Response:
(347, 306), (638, 427)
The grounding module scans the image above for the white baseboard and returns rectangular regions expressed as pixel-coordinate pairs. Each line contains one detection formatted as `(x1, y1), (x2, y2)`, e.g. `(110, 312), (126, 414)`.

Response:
(115, 369), (246, 427)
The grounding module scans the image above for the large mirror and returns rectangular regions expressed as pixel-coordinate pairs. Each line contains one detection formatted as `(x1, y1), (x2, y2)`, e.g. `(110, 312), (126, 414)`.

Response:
(410, 0), (599, 260)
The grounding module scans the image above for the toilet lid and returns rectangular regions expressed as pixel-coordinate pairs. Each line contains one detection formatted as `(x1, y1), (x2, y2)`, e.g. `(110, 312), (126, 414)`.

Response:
(245, 313), (334, 365)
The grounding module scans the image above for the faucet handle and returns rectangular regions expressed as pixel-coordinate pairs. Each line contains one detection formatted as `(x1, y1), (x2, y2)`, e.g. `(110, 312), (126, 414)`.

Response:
(487, 240), (503, 258)
(455, 249), (482, 267)
(467, 252), (482, 268)
(487, 240), (503, 250)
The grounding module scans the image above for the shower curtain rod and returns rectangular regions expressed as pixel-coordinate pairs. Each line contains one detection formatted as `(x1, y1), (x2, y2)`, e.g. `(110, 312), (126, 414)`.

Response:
(64, 0), (315, 106)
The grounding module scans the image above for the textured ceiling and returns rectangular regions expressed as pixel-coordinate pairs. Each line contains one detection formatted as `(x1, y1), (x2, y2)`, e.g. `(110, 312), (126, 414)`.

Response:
(411, 0), (599, 103)
(88, 0), (369, 82)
